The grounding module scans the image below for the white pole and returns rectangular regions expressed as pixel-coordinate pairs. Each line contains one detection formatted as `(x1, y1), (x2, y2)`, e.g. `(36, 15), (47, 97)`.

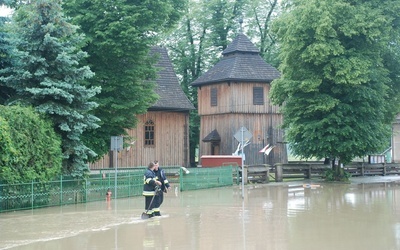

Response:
(241, 127), (245, 199)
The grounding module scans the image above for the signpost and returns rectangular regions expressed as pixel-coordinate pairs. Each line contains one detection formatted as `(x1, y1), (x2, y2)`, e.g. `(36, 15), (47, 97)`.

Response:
(111, 136), (123, 199)
(234, 127), (252, 198)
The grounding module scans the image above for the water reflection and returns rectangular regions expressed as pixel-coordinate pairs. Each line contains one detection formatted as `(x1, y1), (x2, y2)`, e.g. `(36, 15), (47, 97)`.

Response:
(1, 179), (400, 250)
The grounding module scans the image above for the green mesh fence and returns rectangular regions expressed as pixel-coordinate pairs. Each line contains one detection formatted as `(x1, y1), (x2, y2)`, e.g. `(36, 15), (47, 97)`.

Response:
(0, 170), (145, 213)
(0, 166), (234, 212)
(179, 166), (234, 191)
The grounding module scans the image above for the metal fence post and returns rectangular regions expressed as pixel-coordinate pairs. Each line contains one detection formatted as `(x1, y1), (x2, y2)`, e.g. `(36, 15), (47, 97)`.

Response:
(108, 173), (111, 190)
(85, 178), (88, 202)
(128, 172), (131, 197)
(31, 180), (34, 209)
(179, 167), (183, 191)
(60, 175), (63, 205)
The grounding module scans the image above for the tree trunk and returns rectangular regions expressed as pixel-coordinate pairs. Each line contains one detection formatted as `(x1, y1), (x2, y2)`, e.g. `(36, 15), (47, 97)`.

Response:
(332, 158), (345, 181)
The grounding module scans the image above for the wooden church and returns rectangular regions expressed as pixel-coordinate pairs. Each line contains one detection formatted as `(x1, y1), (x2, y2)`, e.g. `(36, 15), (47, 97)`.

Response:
(191, 33), (287, 165)
(89, 47), (194, 169)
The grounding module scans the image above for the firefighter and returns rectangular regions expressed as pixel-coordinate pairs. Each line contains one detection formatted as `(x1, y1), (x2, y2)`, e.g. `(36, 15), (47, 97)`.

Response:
(142, 162), (162, 218)
(153, 160), (171, 216)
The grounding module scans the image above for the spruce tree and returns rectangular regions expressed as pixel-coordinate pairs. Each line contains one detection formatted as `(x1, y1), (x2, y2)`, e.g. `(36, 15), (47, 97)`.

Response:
(2, 0), (100, 177)
(0, 16), (15, 104)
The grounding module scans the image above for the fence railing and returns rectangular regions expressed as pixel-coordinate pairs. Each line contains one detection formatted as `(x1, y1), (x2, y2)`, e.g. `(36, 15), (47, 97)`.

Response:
(180, 166), (233, 191)
(271, 162), (400, 182)
(0, 166), (235, 213)
(0, 171), (144, 213)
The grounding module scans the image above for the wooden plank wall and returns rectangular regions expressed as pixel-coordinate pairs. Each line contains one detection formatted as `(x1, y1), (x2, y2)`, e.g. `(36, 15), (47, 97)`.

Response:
(89, 111), (190, 169)
(197, 81), (287, 165)
(197, 82), (281, 115)
(199, 113), (287, 165)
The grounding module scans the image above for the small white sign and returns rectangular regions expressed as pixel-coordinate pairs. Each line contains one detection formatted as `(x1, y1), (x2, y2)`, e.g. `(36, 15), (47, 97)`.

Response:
(110, 136), (123, 151)
(234, 126), (252, 142)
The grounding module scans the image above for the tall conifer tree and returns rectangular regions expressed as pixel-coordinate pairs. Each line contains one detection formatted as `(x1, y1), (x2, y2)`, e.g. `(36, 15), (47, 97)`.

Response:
(0, 16), (15, 104)
(2, 0), (100, 177)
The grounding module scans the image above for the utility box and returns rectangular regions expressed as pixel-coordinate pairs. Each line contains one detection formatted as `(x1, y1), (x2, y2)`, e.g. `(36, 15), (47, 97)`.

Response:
(200, 155), (242, 167)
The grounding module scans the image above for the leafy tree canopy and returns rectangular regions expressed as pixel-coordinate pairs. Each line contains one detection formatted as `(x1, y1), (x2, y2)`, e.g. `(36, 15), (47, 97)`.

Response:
(162, 0), (281, 165)
(270, 0), (400, 164)
(63, 0), (187, 159)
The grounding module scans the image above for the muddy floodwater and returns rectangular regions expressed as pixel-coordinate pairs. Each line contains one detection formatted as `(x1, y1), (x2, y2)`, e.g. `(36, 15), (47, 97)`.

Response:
(1, 177), (400, 250)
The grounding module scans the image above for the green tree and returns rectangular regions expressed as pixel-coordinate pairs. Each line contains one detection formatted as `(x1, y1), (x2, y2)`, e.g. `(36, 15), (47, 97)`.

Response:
(0, 16), (15, 104)
(163, 1), (218, 166)
(206, 0), (245, 50)
(163, 0), (281, 165)
(1, 0), (100, 177)
(270, 0), (400, 180)
(63, 0), (186, 159)
(0, 105), (62, 183)
(244, 0), (281, 66)
(0, 116), (16, 181)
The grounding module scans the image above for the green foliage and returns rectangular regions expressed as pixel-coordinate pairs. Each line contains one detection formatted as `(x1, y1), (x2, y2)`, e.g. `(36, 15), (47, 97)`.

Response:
(1, 0), (101, 177)
(244, 0), (281, 66)
(63, 0), (186, 159)
(205, 0), (245, 50)
(270, 0), (400, 167)
(0, 105), (62, 184)
(162, 1), (214, 165)
(323, 168), (350, 182)
(0, 116), (17, 181)
(163, 0), (281, 164)
(0, 16), (15, 104)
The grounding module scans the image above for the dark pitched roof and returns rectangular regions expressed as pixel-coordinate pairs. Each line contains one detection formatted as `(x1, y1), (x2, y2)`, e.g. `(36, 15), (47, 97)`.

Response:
(202, 129), (221, 142)
(149, 46), (195, 111)
(222, 33), (259, 55)
(191, 33), (280, 87)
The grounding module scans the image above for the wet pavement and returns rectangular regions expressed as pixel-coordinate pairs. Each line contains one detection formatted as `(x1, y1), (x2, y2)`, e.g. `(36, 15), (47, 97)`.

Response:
(1, 176), (400, 250)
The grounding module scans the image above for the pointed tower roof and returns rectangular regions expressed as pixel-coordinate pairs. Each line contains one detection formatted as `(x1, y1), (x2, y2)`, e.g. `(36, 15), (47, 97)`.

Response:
(191, 34), (280, 87)
(222, 33), (259, 55)
(149, 46), (194, 111)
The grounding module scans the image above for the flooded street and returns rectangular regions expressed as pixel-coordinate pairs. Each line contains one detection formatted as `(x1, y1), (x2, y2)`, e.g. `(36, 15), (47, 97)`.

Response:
(1, 177), (400, 250)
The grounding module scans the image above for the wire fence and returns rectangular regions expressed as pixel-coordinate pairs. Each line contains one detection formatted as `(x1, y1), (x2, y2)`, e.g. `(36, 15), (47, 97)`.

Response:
(0, 166), (235, 213)
(179, 166), (234, 191)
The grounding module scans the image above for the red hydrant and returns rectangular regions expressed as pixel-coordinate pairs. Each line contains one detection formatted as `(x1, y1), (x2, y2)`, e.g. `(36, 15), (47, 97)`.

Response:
(106, 189), (112, 202)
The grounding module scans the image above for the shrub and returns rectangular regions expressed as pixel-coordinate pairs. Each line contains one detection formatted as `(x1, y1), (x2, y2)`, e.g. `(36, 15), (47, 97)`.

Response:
(0, 105), (62, 183)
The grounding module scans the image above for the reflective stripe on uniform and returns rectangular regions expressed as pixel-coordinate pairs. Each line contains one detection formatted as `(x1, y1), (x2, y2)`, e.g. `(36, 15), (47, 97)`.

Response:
(144, 177), (158, 184)
(143, 191), (156, 196)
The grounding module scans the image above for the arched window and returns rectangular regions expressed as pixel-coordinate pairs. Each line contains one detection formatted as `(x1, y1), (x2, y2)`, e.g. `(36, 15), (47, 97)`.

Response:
(144, 120), (155, 146)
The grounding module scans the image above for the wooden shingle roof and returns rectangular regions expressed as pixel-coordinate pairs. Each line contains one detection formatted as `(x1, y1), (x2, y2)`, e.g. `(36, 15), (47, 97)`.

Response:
(150, 47), (195, 111)
(202, 129), (221, 142)
(191, 33), (280, 87)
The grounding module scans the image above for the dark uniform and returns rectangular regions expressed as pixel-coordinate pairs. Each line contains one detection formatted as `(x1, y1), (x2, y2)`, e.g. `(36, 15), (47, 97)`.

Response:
(142, 168), (159, 217)
(153, 167), (170, 216)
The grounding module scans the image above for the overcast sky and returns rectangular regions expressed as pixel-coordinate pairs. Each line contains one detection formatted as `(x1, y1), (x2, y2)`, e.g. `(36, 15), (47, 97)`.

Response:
(0, 5), (13, 17)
